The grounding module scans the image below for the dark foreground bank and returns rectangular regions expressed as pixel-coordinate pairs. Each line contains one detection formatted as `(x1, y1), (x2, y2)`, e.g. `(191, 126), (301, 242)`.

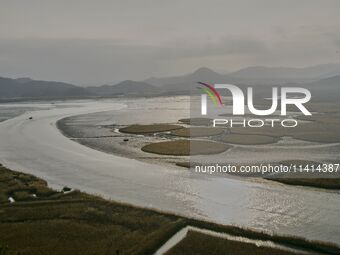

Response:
(0, 164), (339, 255)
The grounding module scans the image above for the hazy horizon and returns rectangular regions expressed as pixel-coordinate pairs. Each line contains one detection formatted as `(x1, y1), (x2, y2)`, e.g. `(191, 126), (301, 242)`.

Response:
(2, 62), (340, 87)
(1, 0), (340, 85)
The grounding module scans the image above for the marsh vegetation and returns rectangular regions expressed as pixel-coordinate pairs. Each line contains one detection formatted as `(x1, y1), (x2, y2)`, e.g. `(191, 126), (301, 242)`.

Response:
(119, 124), (182, 134)
(141, 140), (231, 156)
(1, 165), (339, 255)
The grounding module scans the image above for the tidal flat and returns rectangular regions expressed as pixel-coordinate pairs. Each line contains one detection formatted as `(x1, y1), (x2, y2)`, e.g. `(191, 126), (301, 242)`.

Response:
(2, 99), (340, 247)
(56, 98), (340, 190)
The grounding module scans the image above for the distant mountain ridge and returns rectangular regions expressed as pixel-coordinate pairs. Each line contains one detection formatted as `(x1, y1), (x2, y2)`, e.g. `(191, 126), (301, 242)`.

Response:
(1, 63), (340, 100)
(144, 63), (340, 86)
(228, 63), (340, 84)
(0, 77), (90, 99)
(145, 67), (230, 86)
(86, 80), (161, 96)
(0, 77), (162, 99)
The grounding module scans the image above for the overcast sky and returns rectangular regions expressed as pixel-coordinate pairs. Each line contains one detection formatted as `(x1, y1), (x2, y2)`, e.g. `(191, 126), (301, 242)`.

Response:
(1, 0), (340, 85)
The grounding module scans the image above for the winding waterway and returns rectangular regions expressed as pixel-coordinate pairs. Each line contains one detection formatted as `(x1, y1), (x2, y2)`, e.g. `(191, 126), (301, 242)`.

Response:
(0, 98), (339, 245)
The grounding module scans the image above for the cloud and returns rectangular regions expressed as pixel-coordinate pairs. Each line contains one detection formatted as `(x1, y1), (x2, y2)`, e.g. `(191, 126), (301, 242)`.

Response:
(0, 37), (269, 84)
(158, 37), (269, 60)
(0, 0), (339, 84)
(333, 39), (340, 48)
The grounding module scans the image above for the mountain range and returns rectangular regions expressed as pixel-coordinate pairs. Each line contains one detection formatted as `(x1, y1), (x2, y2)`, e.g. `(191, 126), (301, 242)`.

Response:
(145, 63), (340, 86)
(0, 77), (90, 99)
(1, 63), (340, 101)
(228, 63), (340, 84)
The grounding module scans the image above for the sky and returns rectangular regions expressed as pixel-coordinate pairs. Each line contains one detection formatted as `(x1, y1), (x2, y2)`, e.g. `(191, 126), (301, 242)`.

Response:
(1, 0), (340, 85)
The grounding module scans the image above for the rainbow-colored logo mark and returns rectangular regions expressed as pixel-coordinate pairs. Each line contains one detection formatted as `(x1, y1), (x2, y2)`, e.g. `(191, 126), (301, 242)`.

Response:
(197, 82), (222, 107)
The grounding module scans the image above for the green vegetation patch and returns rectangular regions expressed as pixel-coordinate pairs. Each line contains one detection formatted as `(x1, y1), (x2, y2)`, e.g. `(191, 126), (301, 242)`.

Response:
(266, 160), (340, 189)
(119, 124), (183, 134)
(178, 118), (212, 126)
(295, 114), (340, 124)
(171, 127), (225, 137)
(142, 140), (231, 156)
(12, 191), (33, 201)
(222, 134), (277, 145)
(230, 121), (340, 143)
(176, 162), (190, 168)
(270, 178), (340, 190)
(230, 126), (288, 137)
(278, 160), (322, 167)
(0, 167), (58, 203)
(292, 132), (340, 143)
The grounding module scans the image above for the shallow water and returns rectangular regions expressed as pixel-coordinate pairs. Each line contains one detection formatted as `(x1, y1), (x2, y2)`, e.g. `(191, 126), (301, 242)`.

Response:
(0, 98), (340, 245)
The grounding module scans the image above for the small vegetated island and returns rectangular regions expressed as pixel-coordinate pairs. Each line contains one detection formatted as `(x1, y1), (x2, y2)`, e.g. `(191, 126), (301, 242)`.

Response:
(1, 164), (340, 255)
(119, 124), (183, 134)
(119, 120), (231, 156)
(141, 140), (231, 156)
(265, 160), (340, 190)
(228, 114), (340, 143)
(117, 116), (340, 190)
(221, 134), (278, 145)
